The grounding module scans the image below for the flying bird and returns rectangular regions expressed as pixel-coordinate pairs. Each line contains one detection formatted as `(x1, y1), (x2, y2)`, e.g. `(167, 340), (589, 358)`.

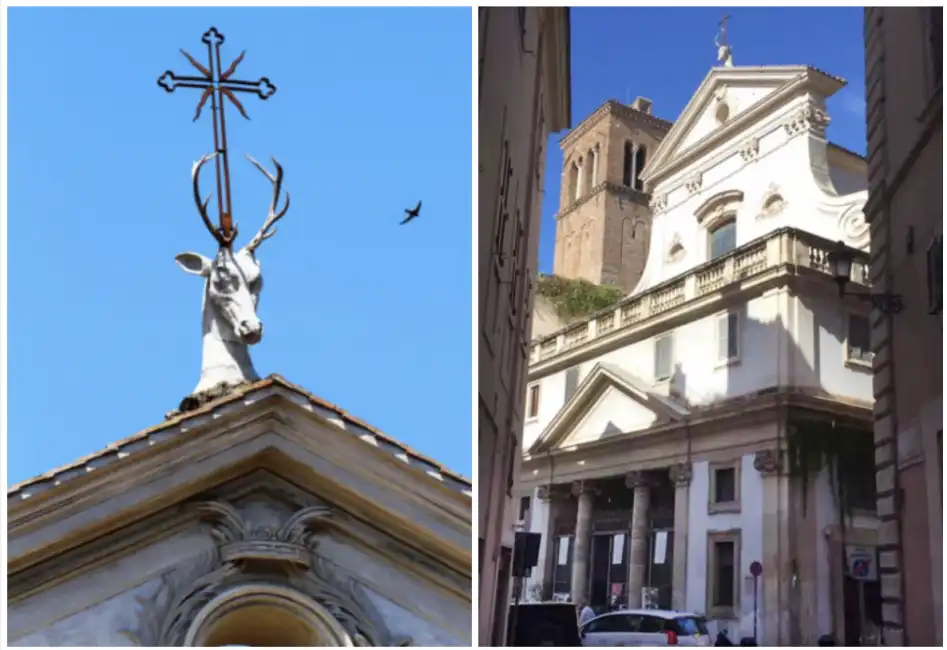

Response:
(400, 200), (422, 225)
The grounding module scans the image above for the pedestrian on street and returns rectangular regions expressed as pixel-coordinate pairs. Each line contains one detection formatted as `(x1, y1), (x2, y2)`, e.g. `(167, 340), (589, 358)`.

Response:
(578, 599), (596, 627)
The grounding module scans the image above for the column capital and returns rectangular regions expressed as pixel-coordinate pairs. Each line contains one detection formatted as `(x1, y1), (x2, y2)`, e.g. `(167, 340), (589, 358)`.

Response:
(754, 448), (785, 476)
(537, 485), (551, 501)
(624, 471), (653, 490)
(571, 480), (598, 498)
(669, 462), (693, 487)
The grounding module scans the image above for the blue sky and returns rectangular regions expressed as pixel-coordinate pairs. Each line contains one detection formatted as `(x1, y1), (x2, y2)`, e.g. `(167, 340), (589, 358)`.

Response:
(537, 6), (866, 272)
(6, 7), (472, 485)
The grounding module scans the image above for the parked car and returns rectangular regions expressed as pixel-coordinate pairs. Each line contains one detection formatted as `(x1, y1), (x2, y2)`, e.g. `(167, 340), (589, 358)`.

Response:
(579, 609), (712, 646)
(507, 601), (583, 646)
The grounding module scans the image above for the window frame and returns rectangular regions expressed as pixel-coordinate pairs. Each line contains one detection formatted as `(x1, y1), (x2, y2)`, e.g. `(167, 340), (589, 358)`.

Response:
(706, 529), (742, 620)
(714, 311), (741, 367)
(526, 382), (541, 421)
(708, 216), (737, 260)
(708, 460), (742, 514)
(654, 333), (674, 383)
(844, 312), (873, 369)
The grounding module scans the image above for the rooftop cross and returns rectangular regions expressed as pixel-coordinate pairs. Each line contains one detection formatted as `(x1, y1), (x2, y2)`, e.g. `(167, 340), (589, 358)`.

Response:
(157, 27), (278, 244)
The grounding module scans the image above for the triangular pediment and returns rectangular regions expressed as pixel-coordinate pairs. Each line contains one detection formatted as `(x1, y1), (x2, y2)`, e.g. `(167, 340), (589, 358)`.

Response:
(527, 363), (689, 454)
(642, 65), (846, 186)
(8, 376), (471, 580)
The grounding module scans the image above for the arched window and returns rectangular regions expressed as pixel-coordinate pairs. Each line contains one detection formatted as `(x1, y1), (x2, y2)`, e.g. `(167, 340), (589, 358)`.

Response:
(584, 148), (596, 192)
(633, 145), (647, 191)
(575, 157), (585, 199)
(622, 142), (633, 187)
(590, 146), (600, 187)
(709, 218), (737, 260)
(568, 162), (579, 203)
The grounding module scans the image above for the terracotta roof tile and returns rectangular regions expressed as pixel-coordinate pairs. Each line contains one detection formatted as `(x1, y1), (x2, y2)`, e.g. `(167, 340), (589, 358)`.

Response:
(8, 375), (471, 501)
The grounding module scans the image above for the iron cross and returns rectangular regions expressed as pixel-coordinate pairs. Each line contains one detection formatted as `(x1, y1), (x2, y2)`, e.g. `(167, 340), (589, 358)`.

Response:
(718, 14), (732, 46)
(157, 27), (278, 242)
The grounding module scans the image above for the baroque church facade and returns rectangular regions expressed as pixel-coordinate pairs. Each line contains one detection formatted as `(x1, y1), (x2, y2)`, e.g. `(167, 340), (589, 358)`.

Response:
(7, 382), (472, 647)
(518, 60), (880, 646)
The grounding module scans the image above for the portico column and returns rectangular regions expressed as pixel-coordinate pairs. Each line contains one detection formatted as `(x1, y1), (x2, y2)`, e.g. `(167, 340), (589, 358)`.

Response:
(536, 485), (558, 600)
(571, 480), (595, 602)
(755, 448), (790, 645)
(670, 462), (693, 611)
(625, 471), (652, 608)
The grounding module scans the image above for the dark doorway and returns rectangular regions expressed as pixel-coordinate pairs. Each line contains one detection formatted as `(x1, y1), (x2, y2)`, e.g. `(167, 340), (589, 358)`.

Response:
(589, 532), (629, 613)
(842, 576), (882, 646)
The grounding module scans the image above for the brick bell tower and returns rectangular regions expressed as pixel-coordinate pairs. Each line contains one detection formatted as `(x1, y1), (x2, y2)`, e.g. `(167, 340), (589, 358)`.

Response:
(553, 97), (671, 293)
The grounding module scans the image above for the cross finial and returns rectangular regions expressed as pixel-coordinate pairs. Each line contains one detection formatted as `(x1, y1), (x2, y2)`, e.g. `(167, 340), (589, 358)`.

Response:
(715, 13), (734, 67)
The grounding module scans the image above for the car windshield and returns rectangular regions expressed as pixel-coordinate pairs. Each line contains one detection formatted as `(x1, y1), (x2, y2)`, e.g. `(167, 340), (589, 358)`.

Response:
(674, 617), (710, 635)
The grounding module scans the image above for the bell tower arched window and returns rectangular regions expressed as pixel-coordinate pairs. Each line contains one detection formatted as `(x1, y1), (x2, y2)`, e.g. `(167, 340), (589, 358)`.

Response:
(633, 145), (647, 191)
(622, 142), (633, 187)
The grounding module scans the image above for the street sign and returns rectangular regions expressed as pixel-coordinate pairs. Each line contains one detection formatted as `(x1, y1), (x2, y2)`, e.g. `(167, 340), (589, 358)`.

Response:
(845, 545), (878, 582)
(749, 561), (763, 577)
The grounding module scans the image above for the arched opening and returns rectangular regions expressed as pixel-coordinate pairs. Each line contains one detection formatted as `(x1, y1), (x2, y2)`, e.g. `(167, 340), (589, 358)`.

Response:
(584, 148), (596, 191)
(576, 157), (585, 199)
(568, 162), (579, 203)
(708, 217), (737, 260)
(633, 145), (647, 191)
(622, 142), (633, 187)
(186, 585), (356, 647)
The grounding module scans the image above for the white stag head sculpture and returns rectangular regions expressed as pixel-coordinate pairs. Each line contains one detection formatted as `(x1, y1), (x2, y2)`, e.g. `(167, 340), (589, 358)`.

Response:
(176, 152), (290, 396)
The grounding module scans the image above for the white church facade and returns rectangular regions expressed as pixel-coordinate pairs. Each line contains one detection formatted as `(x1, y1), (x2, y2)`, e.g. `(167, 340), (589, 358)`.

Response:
(518, 64), (880, 646)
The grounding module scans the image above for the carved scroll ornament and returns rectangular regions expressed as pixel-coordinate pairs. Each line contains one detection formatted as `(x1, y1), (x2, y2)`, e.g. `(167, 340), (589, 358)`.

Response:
(119, 500), (411, 647)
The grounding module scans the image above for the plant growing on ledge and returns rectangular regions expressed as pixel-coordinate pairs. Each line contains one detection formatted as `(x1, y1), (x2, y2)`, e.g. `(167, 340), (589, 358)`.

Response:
(535, 274), (625, 322)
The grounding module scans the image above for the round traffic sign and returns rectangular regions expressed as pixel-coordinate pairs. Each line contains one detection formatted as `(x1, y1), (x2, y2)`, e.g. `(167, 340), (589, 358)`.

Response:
(852, 559), (870, 577)
(749, 561), (763, 577)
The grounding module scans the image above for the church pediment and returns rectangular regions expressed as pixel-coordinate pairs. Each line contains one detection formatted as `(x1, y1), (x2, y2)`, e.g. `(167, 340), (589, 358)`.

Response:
(7, 376), (471, 581)
(642, 66), (846, 187)
(527, 363), (689, 454)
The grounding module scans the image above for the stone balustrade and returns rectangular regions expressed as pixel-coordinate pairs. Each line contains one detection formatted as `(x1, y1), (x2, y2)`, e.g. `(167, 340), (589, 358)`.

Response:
(530, 227), (870, 365)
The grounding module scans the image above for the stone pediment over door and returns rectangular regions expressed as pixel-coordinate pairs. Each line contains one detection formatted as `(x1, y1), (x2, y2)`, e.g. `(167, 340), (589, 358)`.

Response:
(641, 66), (847, 186)
(527, 363), (689, 454)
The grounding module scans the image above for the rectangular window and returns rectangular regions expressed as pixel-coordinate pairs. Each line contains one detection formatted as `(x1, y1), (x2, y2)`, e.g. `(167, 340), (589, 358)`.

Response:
(716, 312), (740, 363)
(708, 461), (741, 514)
(846, 313), (873, 365)
(526, 383), (541, 419)
(707, 530), (741, 618)
(654, 334), (674, 381)
(518, 495), (531, 522)
(709, 220), (737, 260)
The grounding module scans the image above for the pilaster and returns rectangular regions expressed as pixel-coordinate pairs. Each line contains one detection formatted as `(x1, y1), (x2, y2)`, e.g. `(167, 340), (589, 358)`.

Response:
(755, 448), (790, 645)
(669, 462), (692, 612)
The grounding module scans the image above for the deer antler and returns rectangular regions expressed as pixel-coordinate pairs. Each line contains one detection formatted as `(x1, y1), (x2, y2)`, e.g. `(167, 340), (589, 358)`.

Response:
(243, 154), (291, 254)
(191, 152), (237, 247)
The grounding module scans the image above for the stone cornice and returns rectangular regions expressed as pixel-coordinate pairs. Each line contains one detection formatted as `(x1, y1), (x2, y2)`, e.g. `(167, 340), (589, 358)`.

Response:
(555, 180), (649, 221)
(643, 66), (846, 188)
(560, 99), (672, 151)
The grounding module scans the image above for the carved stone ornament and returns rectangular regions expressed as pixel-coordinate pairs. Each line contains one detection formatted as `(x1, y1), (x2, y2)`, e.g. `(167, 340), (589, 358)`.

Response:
(669, 462), (693, 487)
(537, 485), (551, 500)
(685, 173), (704, 196)
(738, 137), (760, 162)
(783, 105), (830, 139)
(665, 233), (686, 263)
(624, 471), (652, 490)
(838, 201), (870, 248)
(571, 480), (599, 497)
(759, 184), (787, 219)
(649, 193), (669, 213)
(119, 500), (411, 647)
(754, 449), (785, 476)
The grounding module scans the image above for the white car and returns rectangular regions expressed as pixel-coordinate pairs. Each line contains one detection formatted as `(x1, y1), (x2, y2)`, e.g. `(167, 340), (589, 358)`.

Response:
(579, 609), (712, 647)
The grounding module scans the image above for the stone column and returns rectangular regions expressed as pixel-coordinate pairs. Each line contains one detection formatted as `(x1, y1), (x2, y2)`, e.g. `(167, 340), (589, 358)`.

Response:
(571, 480), (595, 602)
(670, 462), (693, 612)
(535, 485), (557, 600)
(625, 471), (652, 608)
(755, 448), (789, 645)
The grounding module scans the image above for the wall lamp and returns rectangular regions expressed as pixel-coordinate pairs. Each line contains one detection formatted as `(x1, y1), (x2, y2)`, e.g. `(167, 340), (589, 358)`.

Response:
(827, 240), (905, 314)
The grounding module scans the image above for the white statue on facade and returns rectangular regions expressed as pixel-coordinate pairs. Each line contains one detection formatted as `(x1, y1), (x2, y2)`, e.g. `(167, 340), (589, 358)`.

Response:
(714, 14), (734, 67)
(175, 152), (290, 406)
